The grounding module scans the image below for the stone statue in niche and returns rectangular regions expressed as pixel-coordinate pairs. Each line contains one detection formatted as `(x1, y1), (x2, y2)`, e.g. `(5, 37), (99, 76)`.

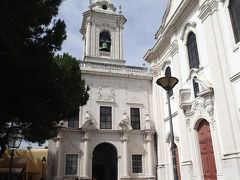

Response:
(98, 87), (115, 101)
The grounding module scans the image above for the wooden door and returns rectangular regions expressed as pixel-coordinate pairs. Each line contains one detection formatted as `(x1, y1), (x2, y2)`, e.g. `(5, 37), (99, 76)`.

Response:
(198, 120), (216, 180)
(175, 145), (181, 180)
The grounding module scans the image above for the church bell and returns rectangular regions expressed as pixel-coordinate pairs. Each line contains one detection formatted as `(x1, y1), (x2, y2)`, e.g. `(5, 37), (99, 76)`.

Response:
(100, 42), (110, 52)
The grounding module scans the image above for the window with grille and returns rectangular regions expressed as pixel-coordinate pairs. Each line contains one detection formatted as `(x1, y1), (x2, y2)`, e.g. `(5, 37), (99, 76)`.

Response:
(187, 32), (200, 69)
(65, 154), (78, 175)
(130, 108), (140, 129)
(229, 0), (240, 43)
(100, 106), (112, 129)
(193, 77), (199, 98)
(68, 114), (79, 128)
(132, 155), (142, 173)
(165, 66), (173, 97)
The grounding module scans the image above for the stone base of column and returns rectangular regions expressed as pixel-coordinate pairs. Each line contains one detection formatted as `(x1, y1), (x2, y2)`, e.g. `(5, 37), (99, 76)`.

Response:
(146, 175), (155, 179)
(222, 156), (240, 179)
(120, 175), (130, 180)
(79, 176), (90, 180)
(181, 161), (193, 180)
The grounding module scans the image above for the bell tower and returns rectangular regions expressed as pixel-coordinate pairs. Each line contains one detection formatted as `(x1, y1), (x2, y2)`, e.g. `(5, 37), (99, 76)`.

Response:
(80, 0), (127, 64)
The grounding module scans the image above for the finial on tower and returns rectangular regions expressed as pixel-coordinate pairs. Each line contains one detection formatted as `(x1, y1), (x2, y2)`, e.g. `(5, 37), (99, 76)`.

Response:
(119, 5), (122, 14)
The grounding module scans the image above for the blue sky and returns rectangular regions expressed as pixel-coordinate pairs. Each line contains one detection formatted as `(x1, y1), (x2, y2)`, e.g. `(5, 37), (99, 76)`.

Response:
(58, 0), (167, 66)
(21, 0), (167, 149)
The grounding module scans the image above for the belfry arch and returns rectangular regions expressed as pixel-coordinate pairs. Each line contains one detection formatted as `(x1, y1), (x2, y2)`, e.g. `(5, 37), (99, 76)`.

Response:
(92, 143), (118, 180)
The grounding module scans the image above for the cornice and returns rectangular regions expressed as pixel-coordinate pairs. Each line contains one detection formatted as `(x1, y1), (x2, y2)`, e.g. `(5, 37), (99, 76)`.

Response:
(144, 0), (197, 63)
(80, 61), (152, 80)
(198, 0), (219, 22)
(230, 72), (240, 82)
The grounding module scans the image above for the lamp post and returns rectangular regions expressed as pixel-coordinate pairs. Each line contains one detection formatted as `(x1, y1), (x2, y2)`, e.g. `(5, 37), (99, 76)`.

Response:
(156, 76), (179, 180)
(8, 129), (23, 180)
(41, 156), (47, 180)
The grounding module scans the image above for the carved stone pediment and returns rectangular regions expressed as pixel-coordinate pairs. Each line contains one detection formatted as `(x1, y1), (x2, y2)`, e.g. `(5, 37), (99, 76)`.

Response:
(82, 119), (98, 130)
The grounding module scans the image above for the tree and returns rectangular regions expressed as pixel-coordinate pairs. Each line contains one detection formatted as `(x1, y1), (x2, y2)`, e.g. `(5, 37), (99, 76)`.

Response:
(0, 0), (89, 156)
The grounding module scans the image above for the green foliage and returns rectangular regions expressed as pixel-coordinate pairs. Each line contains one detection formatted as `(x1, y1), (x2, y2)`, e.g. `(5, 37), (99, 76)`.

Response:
(0, 0), (89, 156)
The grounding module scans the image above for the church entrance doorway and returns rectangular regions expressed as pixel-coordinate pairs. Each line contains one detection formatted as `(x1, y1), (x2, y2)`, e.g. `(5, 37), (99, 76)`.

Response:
(197, 120), (216, 180)
(92, 143), (117, 180)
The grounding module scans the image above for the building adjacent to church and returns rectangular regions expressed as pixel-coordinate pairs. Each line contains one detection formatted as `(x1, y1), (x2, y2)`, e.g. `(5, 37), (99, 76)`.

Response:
(144, 0), (240, 180)
(47, 0), (156, 180)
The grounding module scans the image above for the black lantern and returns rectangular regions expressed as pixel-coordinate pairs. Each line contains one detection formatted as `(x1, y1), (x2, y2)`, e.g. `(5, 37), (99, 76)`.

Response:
(41, 157), (47, 180)
(8, 129), (23, 180)
(156, 76), (179, 91)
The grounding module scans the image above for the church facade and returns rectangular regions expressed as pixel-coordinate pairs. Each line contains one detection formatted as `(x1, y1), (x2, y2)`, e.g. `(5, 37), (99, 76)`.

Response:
(144, 0), (240, 180)
(47, 0), (240, 180)
(47, 0), (156, 180)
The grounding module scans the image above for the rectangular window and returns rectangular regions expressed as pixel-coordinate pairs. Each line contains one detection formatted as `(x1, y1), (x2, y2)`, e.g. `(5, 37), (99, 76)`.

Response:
(132, 155), (142, 173)
(100, 106), (112, 129)
(68, 114), (79, 128)
(130, 108), (140, 129)
(229, 0), (240, 43)
(65, 154), (78, 175)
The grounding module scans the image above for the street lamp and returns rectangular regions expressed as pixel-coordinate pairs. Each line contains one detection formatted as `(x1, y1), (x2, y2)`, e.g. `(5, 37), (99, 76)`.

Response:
(8, 129), (23, 180)
(41, 156), (47, 180)
(156, 76), (179, 180)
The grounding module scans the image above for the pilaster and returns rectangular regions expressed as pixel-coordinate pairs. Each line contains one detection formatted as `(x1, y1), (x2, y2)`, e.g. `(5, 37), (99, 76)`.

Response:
(81, 132), (90, 179)
(121, 131), (130, 178)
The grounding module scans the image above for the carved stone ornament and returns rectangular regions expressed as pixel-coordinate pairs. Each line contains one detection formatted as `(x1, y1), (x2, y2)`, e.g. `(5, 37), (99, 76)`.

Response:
(64, 140), (79, 152)
(151, 65), (158, 76)
(180, 22), (197, 41)
(206, 104), (214, 117)
(170, 40), (179, 57)
(186, 118), (191, 131)
(198, 0), (219, 22)
(98, 87), (115, 102)
(119, 112), (132, 130)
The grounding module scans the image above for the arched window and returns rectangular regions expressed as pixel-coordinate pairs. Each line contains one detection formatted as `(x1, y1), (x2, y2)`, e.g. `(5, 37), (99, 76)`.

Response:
(193, 76), (199, 98)
(99, 30), (111, 52)
(165, 66), (173, 97)
(229, 0), (240, 43)
(187, 32), (200, 69)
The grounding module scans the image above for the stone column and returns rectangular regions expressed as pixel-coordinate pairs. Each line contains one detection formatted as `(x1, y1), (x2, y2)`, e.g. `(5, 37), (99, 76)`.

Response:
(56, 137), (62, 180)
(82, 132), (89, 178)
(146, 131), (154, 177)
(121, 132), (129, 178)
(119, 26), (123, 60)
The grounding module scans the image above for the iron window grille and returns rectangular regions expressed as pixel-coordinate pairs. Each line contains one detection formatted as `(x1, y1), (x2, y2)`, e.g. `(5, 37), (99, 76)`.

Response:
(65, 154), (78, 175)
(100, 106), (112, 129)
(130, 108), (140, 129)
(132, 155), (142, 173)
(229, 0), (240, 43)
(187, 32), (200, 69)
(68, 115), (79, 128)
